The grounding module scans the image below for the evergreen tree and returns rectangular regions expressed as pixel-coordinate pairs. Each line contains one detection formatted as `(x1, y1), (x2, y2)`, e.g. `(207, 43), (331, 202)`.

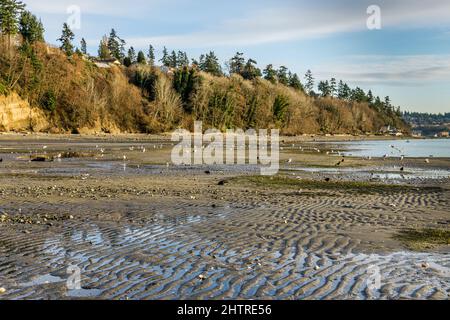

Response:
(170, 50), (177, 68)
(0, 0), (26, 35)
(329, 78), (337, 97)
(337, 80), (345, 99)
(123, 57), (131, 67)
(351, 87), (366, 102)
(337, 81), (351, 100)
(228, 52), (245, 75)
(198, 51), (222, 76)
(107, 28), (125, 61)
(57, 22), (75, 56)
(384, 96), (392, 111)
(160, 46), (170, 67)
(263, 64), (277, 83)
(173, 66), (199, 113)
(288, 73), (304, 91)
(367, 90), (374, 104)
(127, 46), (136, 64)
(277, 66), (289, 85)
(137, 50), (146, 64)
(80, 38), (87, 55)
(304, 70), (314, 95)
(241, 58), (261, 80)
(18, 10), (44, 43)
(374, 96), (383, 110)
(177, 51), (189, 67)
(98, 35), (111, 59)
(0, 0), (26, 48)
(318, 80), (331, 97)
(147, 44), (155, 66)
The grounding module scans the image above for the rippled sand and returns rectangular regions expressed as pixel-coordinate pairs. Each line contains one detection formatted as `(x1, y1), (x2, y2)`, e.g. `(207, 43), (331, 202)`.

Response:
(0, 135), (448, 300)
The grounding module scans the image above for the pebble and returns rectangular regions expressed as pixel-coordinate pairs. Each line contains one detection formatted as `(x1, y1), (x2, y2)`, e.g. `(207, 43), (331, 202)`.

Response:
(0, 287), (6, 294)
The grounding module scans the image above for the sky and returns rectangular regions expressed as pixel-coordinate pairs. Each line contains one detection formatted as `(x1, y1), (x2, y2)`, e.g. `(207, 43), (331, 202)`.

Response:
(22, 0), (450, 114)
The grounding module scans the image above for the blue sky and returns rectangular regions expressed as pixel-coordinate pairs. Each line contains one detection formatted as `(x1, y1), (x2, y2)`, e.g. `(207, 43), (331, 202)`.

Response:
(23, 0), (450, 113)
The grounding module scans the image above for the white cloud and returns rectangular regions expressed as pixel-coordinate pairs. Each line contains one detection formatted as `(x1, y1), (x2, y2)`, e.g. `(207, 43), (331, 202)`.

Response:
(25, 0), (450, 48)
(127, 0), (450, 48)
(24, 0), (162, 17)
(315, 55), (450, 86)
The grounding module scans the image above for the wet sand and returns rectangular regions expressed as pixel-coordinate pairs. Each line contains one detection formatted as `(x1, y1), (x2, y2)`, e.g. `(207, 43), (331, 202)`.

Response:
(0, 135), (449, 300)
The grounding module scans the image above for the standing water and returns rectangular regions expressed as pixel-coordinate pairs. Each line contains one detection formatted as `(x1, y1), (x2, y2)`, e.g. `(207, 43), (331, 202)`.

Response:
(334, 139), (450, 158)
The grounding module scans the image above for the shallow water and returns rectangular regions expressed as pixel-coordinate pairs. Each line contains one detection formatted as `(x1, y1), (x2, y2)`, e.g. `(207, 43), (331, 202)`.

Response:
(291, 166), (450, 181)
(3, 215), (449, 300)
(330, 139), (450, 158)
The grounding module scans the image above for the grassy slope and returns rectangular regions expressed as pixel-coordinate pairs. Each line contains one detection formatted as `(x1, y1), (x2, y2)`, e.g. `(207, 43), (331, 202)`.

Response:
(0, 41), (409, 134)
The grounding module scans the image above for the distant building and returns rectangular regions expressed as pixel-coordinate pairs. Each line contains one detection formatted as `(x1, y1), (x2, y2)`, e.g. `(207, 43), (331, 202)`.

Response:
(412, 130), (422, 137)
(157, 65), (175, 75)
(92, 58), (121, 68)
(379, 125), (400, 135)
(437, 131), (449, 138)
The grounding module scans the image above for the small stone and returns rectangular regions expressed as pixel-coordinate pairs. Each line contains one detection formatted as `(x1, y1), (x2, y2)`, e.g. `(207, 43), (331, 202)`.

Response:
(0, 287), (6, 294)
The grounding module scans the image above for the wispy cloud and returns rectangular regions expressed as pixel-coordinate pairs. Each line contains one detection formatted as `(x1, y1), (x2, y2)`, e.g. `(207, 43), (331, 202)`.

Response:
(24, 0), (163, 17)
(125, 0), (450, 48)
(25, 0), (450, 48)
(315, 55), (450, 86)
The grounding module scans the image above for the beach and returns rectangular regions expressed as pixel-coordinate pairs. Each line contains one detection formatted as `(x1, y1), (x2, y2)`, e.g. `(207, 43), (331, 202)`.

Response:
(0, 134), (448, 300)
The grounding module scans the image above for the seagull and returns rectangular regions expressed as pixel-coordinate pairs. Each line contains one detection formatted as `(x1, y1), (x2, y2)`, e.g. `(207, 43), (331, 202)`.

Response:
(287, 158), (292, 164)
(123, 155), (127, 161)
(425, 159), (430, 163)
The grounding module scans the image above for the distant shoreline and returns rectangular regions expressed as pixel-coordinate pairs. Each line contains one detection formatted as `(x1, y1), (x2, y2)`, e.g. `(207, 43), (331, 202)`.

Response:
(0, 132), (438, 142)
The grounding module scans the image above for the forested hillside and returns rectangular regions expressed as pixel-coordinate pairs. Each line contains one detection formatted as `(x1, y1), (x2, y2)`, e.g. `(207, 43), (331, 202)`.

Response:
(0, 0), (409, 134)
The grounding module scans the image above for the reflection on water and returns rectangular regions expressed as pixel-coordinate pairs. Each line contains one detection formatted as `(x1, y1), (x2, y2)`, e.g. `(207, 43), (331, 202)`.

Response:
(32, 219), (450, 299)
(331, 139), (450, 158)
